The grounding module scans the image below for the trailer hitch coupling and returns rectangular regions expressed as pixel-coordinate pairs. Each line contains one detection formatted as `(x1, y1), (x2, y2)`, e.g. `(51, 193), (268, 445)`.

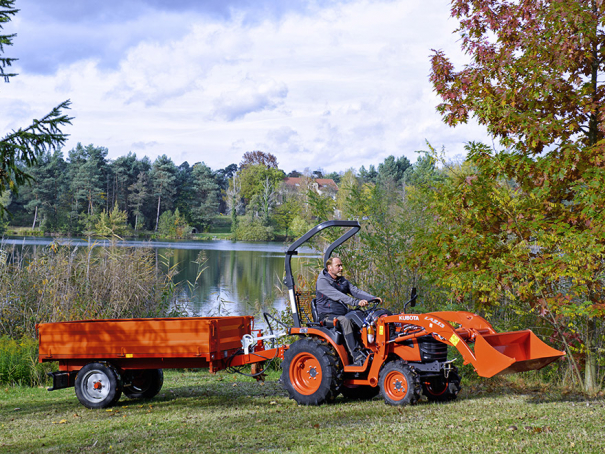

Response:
(241, 332), (287, 354)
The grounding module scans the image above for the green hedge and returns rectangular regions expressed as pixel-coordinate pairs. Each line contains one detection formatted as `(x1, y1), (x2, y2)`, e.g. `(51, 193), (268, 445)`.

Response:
(0, 336), (56, 386)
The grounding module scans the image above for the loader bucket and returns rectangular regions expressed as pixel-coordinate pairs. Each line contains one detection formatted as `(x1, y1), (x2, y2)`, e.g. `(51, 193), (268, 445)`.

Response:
(472, 330), (565, 378)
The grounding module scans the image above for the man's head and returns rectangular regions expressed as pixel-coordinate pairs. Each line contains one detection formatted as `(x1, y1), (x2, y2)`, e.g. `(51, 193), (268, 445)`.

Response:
(326, 257), (343, 279)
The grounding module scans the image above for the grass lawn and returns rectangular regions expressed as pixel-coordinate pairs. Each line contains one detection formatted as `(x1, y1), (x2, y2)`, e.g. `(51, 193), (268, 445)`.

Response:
(1, 370), (604, 453)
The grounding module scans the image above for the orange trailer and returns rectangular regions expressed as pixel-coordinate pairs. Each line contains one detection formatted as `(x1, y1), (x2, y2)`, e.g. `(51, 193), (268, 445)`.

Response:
(37, 316), (285, 408)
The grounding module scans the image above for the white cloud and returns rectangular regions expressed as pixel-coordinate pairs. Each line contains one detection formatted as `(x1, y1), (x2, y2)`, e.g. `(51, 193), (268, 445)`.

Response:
(212, 77), (289, 121)
(3, 0), (488, 172)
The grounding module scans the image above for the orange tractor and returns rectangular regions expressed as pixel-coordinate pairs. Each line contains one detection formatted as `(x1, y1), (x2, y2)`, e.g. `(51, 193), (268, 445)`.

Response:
(280, 220), (565, 405)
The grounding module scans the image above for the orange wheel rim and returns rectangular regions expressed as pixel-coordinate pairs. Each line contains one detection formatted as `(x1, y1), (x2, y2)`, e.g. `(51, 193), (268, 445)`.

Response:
(384, 370), (408, 401)
(289, 352), (322, 395)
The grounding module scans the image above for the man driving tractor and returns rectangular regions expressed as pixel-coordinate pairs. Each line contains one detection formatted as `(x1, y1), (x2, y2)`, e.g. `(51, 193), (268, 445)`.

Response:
(316, 257), (382, 366)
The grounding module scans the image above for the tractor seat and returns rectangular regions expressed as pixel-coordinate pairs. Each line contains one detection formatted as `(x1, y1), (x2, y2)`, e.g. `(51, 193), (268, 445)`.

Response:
(311, 298), (320, 323)
(308, 299), (343, 345)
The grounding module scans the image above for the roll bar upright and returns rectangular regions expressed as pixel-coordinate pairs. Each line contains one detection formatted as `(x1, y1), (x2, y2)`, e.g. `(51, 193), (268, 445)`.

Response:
(284, 220), (361, 327)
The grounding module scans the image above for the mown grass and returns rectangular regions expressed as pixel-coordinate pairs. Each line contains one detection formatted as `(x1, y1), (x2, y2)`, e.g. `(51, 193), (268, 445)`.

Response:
(1, 370), (604, 453)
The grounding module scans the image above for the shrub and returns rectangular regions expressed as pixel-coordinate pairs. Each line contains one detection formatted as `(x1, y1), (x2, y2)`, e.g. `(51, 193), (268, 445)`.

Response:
(158, 209), (190, 238)
(0, 336), (55, 386)
(234, 216), (275, 241)
(289, 216), (313, 239)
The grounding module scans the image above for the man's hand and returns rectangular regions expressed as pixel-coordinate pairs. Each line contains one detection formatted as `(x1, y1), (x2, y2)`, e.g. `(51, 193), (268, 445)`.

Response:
(359, 297), (382, 307)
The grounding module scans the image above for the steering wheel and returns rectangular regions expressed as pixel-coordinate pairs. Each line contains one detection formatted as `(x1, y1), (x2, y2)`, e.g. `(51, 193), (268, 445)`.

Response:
(360, 298), (381, 312)
(358, 298), (382, 325)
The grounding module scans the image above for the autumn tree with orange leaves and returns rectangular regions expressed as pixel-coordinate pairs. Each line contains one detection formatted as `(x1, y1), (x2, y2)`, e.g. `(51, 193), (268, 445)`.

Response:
(426, 0), (605, 391)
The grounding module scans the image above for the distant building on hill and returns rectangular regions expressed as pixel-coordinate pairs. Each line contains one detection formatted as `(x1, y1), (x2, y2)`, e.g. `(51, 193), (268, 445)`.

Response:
(282, 177), (338, 199)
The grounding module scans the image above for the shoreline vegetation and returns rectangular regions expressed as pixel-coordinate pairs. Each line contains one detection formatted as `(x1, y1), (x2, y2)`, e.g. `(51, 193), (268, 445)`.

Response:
(1, 217), (292, 243)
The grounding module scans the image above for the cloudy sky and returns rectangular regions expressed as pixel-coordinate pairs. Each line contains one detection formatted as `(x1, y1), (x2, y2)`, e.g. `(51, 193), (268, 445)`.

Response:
(1, 0), (489, 173)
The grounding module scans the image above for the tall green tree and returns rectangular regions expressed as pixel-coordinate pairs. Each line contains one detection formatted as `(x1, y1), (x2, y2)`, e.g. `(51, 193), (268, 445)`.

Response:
(429, 0), (605, 391)
(273, 197), (301, 239)
(23, 150), (69, 231)
(0, 1), (71, 217)
(238, 164), (285, 205)
(109, 152), (148, 216)
(128, 171), (151, 231)
(150, 155), (177, 231)
(173, 161), (194, 222)
(190, 162), (220, 231)
(358, 164), (378, 184)
(430, 0), (604, 154)
(377, 155), (411, 188)
(68, 144), (108, 218)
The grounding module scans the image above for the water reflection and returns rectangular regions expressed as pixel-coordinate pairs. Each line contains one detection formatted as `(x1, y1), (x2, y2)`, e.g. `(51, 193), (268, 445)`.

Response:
(1, 237), (318, 318)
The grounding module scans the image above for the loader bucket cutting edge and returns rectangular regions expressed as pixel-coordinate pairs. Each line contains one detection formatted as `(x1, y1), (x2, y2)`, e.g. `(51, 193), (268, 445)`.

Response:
(471, 330), (565, 378)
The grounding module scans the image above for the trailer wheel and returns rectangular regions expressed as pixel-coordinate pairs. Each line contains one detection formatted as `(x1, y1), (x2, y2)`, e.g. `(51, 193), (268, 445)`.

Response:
(75, 362), (122, 409)
(123, 369), (164, 399)
(281, 337), (342, 405)
(340, 384), (380, 401)
(379, 360), (421, 406)
(422, 367), (461, 402)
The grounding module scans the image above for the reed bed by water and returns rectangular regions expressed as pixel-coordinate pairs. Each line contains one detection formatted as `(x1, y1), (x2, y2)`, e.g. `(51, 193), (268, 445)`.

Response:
(0, 240), (178, 340)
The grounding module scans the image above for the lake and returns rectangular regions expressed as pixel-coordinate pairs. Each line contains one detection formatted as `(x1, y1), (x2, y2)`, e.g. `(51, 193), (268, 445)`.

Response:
(0, 236), (318, 320)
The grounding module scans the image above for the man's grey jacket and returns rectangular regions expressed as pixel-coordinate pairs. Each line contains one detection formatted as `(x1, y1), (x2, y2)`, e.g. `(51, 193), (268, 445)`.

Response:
(315, 269), (376, 319)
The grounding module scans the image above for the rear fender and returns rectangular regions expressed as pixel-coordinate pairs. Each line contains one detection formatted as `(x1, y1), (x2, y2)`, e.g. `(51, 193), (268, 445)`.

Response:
(289, 327), (349, 364)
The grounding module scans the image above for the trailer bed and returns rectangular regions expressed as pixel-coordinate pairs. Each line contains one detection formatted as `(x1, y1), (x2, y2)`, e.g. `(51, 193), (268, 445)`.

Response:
(37, 316), (266, 372)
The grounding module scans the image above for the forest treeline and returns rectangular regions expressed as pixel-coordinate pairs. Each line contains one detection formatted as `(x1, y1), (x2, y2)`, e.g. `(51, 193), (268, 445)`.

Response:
(0, 144), (419, 241)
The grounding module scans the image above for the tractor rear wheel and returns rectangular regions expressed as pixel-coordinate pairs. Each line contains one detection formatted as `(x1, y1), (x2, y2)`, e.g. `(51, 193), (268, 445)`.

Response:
(379, 360), (421, 406)
(123, 369), (164, 399)
(75, 362), (123, 409)
(422, 367), (461, 402)
(281, 337), (342, 405)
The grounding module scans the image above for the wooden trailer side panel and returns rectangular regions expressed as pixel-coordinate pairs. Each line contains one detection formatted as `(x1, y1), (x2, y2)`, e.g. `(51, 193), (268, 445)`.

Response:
(37, 316), (253, 362)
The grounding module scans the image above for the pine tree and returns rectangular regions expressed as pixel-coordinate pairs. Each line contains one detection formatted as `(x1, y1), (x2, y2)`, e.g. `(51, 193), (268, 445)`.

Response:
(150, 155), (177, 231)
(0, 1), (71, 217)
(128, 172), (150, 231)
(190, 162), (220, 231)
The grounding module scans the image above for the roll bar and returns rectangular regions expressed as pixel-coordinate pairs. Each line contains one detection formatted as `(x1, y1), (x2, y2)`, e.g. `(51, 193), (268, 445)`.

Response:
(284, 220), (361, 327)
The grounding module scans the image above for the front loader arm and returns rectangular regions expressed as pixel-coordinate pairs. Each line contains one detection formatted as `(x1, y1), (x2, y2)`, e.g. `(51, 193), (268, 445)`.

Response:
(379, 313), (479, 369)
(379, 312), (565, 378)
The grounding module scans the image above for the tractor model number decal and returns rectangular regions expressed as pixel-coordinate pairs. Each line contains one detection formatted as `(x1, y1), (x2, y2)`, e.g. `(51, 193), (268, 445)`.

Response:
(378, 326), (384, 336)
(424, 316), (445, 328)
(399, 315), (419, 321)
(449, 334), (460, 346)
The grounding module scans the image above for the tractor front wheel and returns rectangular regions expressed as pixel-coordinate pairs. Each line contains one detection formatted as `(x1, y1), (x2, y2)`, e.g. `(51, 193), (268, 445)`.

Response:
(379, 360), (421, 406)
(422, 367), (461, 402)
(281, 337), (342, 405)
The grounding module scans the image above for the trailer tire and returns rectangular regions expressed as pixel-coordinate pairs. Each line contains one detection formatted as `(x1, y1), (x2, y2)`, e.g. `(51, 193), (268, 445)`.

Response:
(281, 337), (342, 405)
(123, 369), (164, 399)
(75, 362), (123, 409)
(379, 360), (421, 406)
(422, 367), (461, 402)
(340, 384), (380, 400)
